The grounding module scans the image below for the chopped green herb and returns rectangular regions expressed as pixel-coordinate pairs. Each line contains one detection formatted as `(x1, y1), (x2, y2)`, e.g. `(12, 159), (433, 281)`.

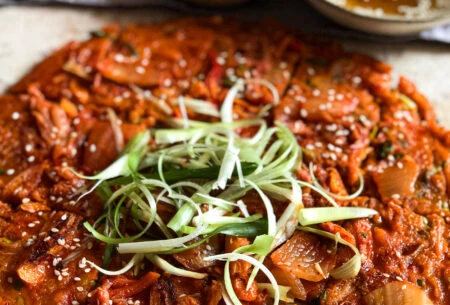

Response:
(306, 78), (316, 89)
(90, 30), (138, 57)
(417, 279), (424, 287)
(361, 232), (367, 239)
(369, 126), (379, 140)
(441, 161), (447, 169)
(1, 237), (12, 244)
(333, 75), (342, 83)
(306, 57), (330, 66)
(376, 141), (393, 159)
(0, 168), (5, 176)
(399, 94), (417, 110)
(394, 153), (404, 160)
(416, 191), (426, 198)
(13, 278), (23, 291)
(222, 76), (235, 88)
(90, 30), (108, 38)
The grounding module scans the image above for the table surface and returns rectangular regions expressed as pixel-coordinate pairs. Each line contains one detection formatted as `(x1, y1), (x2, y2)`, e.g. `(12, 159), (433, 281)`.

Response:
(1, 6), (449, 125)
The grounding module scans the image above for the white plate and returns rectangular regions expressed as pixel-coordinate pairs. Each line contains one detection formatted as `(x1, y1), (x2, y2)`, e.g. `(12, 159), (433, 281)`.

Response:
(307, 0), (450, 36)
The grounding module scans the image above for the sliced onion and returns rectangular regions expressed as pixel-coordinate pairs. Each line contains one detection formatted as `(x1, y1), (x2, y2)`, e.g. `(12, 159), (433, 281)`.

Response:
(363, 282), (433, 305)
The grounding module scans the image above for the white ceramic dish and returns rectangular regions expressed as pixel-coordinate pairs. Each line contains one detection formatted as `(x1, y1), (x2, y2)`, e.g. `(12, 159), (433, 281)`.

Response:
(307, 0), (450, 36)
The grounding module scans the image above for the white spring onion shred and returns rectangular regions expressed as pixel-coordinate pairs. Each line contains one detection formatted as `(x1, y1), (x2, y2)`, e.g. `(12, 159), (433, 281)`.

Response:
(309, 162), (364, 200)
(146, 254), (207, 279)
(177, 95), (189, 129)
(205, 253), (280, 305)
(117, 225), (206, 254)
(85, 254), (143, 276)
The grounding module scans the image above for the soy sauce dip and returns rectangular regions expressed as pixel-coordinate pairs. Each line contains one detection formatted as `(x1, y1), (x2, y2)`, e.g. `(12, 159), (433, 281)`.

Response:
(329, 0), (443, 18)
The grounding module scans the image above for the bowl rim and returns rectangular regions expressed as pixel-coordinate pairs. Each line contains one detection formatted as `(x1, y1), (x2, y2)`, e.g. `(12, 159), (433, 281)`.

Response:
(319, 0), (449, 23)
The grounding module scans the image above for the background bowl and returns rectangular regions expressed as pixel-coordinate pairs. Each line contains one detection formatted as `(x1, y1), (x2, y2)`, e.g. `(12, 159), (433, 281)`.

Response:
(307, 0), (450, 36)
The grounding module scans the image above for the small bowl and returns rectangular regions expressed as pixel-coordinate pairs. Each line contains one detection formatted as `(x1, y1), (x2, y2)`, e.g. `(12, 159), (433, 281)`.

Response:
(307, 0), (450, 36)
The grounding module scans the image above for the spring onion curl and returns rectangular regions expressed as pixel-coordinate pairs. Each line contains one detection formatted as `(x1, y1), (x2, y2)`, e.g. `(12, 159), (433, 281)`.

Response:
(297, 226), (361, 279)
(146, 254), (207, 279)
(309, 162), (364, 201)
(73, 78), (379, 304)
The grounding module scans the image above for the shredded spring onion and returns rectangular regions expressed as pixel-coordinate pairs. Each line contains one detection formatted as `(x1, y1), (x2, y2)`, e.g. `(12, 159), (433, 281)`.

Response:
(76, 78), (380, 305)
(297, 226), (361, 279)
(146, 254), (207, 279)
(298, 207), (378, 226)
(309, 163), (364, 201)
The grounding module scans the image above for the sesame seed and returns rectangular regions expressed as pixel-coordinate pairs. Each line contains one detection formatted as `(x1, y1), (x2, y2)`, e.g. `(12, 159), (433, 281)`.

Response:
(163, 79), (172, 87)
(122, 91), (131, 98)
(300, 109), (308, 118)
(44, 236), (51, 241)
(279, 61), (287, 69)
(294, 95), (306, 103)
(141, 59), (149, 66)
(335, 138), (345, 145)
(85, 268), (91, 273)
(136, 66), (145, 74)
(89, 144), (97, 153)
(25, 144), (33, 152)
(57, 238), (65, 246)
(72, 301), (80, 305)
(73, 118), (80, 125)
(7, 277), (13, 283)
(307, 67), (315, 75)
(6, 169), (15, 176)
(22, 198), (30, 204)
(282, 70), (290, 78)
(216, 57), (225, 66)
(27, 156), (35, 163)
(76, 286), (84, 292)
(74, 277), (81, 281)
(27, 223), (36, 228)
(51, 228), (59, 233)
(114, 54), (124, 62)
(306, 144), (315, 150)
(11, 112), (20, 120)
(284, 106), (291, 114)
(61, 214), (67, 221)
(325, 124), (338, 132)
(352, 76), (362, 84)
(392, 194), (400, 199)
(179, 59), (187, 67)
(396, 276), (403, 281)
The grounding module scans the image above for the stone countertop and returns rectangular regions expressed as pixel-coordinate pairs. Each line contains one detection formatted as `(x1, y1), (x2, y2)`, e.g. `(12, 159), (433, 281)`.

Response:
(1, 6), (449, 125)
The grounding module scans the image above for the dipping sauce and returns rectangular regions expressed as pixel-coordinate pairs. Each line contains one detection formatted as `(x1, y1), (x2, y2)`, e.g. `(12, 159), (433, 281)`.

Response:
(331, 0), (441, 18)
